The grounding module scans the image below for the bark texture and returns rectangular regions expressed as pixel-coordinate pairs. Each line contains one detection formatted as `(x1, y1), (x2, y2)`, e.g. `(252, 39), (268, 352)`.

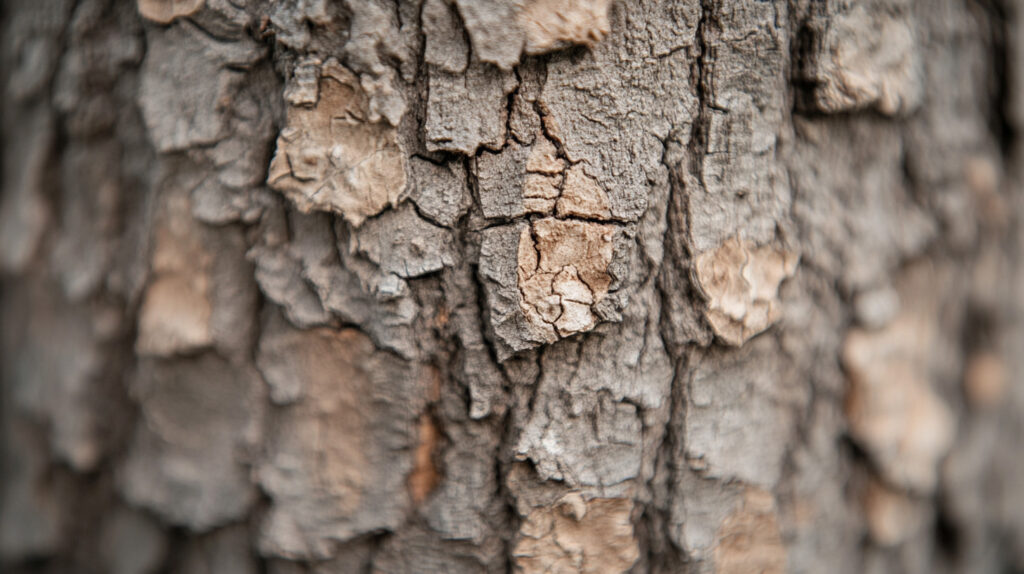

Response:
(2, 0), (1024, 572)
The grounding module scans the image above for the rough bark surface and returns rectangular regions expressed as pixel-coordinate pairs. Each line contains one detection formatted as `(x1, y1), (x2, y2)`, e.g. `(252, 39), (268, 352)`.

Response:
(2, 0), (1024, 573)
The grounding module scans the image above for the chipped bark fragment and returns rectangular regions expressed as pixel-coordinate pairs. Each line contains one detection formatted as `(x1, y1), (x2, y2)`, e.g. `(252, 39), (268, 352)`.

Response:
(518, 0), (612, 55)
(477, 133), (578, 218)
(267, 60), (406, 227)
(693, 237), (798, 346)
(284, 56), (322, 107)
(137, 0), (204, 24)
(843, 313), (956, 493)
(513, 496), (639, 574)
(341, 0), (412, 126)
(713, 489), (786, 574)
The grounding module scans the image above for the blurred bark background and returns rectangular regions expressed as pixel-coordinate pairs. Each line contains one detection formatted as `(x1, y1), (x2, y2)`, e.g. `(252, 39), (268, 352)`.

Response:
(2, 0), (1024, 572)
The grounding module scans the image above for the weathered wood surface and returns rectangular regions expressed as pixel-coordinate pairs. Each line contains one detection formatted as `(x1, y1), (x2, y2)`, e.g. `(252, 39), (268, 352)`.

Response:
(2, 0), (1024, 572)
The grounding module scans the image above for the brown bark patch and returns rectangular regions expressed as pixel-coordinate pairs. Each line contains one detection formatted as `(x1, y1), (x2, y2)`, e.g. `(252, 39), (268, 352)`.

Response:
(713, 488), (786, 574)
(136, 190), (213, 356)
(137, 0), (204, 24)
(256, 317), (429, 559)
(863, 479), (924, 547)
(843, 313), (956, 493)
(267, 59), (405, 227)
(408, 413), (442, 505)
(519, 0), (613, 55)
(964, 351), (1007, 409)
(513, 495), (639, 574)
(557, 165), (612, 221)
(693, 237), (798, 346)
(517, 218), (615, 338)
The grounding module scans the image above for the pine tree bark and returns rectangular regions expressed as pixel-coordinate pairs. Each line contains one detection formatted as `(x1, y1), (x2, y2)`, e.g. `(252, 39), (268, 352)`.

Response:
(2, 0), (1024, 572)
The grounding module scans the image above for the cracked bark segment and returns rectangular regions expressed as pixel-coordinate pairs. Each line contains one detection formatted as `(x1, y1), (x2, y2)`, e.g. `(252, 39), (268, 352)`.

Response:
(452, 0), (613, 69)
(519, 218), (616, 337)
(476, 142), (529, 219)
(479, 222), (555, 359)
(843, 310), (956, 493)
(451, 0), (524, 69)
(808, 3), (923, 116)
(422, 418), (503, 542)
(353, 202), (456, 278)
(139, 21), (263, 152)
(516, 391), (642, 487)
(556, 164), (612, 220)
(477, 133), (604, 221)
(425, 62), (516, 155)
(137, 0), (204, 23)
(477, 137), (566, 219)
(119, 354), (265, 532)
(267, 60), (406, 226)
(692, 237), (798, 346)
(256, 315), (430, 560)
(537, 0), (697, 225)
(514, 284), (671, 490)
(713, 489), (786, 574)
(681, 0), (792, 255)
(512, 495), (639, 574)
(248, 208), (333, 330)
(341, 0), (414, 126)
(406, 157), (470, 227)
(480, 219), (621, 359)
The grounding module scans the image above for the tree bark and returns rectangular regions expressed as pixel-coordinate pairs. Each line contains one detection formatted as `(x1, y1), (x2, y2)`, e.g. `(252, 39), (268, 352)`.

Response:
(2, 0), (1024, 572)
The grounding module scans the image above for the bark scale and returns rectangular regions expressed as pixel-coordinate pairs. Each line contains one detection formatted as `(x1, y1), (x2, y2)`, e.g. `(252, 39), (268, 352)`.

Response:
(2, 0), (1024, 573)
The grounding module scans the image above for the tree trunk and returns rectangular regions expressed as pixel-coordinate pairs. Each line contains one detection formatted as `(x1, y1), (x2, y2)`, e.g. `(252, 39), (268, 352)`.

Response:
(2, 0), (1024, 572)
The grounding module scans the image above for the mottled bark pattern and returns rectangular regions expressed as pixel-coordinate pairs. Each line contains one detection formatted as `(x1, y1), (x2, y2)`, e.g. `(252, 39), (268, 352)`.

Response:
(2, 0), (1024, 573)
